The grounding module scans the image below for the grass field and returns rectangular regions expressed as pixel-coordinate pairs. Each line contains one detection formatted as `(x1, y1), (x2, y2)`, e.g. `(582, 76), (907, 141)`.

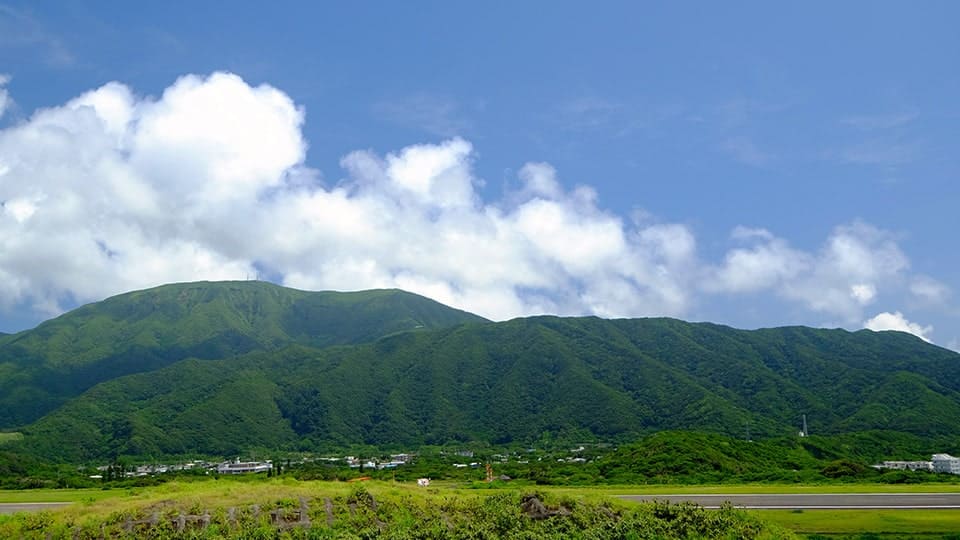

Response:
(757, 509), (960, 537)
(544, 482), (960, 496)
(548, 484), (960, 537)
(4, 481), (960, 538)
(0, 488), (127, 504)
(0, 479), (792, 539)
(4, 481), (958, 504)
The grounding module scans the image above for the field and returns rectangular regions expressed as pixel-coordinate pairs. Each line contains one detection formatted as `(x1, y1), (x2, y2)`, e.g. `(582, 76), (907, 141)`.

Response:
(4, 481), (960, 538)
(757, 509), (960, 538)
(0, 479), (790, 538)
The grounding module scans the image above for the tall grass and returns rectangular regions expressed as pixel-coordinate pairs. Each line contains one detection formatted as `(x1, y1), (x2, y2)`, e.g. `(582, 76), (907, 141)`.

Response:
(0, 479), (793, 539)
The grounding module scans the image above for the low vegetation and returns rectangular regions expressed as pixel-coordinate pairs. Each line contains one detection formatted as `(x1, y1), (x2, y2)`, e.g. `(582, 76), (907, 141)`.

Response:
(0, 432), (22, 444)
(0, 480), (793, 539)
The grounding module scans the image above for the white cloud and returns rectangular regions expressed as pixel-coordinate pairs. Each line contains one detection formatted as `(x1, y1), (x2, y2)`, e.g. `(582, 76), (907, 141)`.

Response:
(0, 73), (703, 321)
(0, 74), (9, 120)
(730, 226), (774, 241)
(841, 112), (917, 131)
(720, 136), (772, 166)
(706, 222), (909, 322)
(837, 139), (919, 166)
(850, 283), (877, 305)
(863, 311), (932, 342)
(0, 72), (952, 335)
(0, 6), (74, 67)
(373, 93), (472, 137)
(909, 276), (950, 306)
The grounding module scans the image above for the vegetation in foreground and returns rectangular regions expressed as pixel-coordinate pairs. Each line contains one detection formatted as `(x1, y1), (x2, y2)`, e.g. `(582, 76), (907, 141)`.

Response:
(757, 509), (960, 539)
(0, 480), (792, 539)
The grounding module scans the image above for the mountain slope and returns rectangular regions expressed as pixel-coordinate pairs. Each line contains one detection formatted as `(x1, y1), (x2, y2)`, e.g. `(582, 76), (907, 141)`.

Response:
(16, 314), (960, 461)
(0, 281), (486, 428)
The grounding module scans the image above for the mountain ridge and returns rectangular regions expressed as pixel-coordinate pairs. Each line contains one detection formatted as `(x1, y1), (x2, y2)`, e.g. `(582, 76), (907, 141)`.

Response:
(0, 280), (486, 428)
(3, 280), (959, 462)
(6, 296), (959, 461)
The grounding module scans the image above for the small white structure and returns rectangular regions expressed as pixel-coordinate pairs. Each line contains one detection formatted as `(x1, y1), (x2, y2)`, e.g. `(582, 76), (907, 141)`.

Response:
(932, 454), (960, 475)
(877, 460), (933, 471)
(417, 478), (430, 487)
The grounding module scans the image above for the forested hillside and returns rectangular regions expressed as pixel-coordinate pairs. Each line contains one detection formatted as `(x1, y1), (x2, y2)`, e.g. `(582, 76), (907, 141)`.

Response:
(7, 291), (959, 461)
(0, 281), (485, 428)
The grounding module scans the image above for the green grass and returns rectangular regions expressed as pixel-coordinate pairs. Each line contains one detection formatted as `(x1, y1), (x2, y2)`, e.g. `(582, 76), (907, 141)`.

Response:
(545, 482), (960, 496)
(0, 432), (22, 445)
(0, 479), (793, 539)
(6, 481), (960, 537)
(757, 508), (960, 536)
(0, 488), (127, 503)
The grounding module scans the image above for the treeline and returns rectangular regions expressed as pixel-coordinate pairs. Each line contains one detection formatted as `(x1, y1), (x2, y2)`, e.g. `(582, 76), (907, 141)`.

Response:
(7, 430), (955, 490)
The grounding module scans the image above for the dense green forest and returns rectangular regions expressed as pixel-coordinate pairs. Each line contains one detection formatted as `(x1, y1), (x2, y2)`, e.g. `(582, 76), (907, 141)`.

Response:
(2, 281), (959, 465)
(0, 281), (485, 428)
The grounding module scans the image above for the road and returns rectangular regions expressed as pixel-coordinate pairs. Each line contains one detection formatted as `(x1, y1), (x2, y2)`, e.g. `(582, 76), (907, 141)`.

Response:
(617, 493), (960, 509)
(0, 502), (71, 514)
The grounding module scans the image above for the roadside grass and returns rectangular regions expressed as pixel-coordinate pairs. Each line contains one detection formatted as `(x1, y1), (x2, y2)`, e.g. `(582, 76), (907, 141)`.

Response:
(5, 480), (960, 538)
(756, 508), (960, 536)
(0, 479), (795, 538)
(5, 480), (958, 505)
(538, 482), (960, 496)
(0, 488), (126, 504)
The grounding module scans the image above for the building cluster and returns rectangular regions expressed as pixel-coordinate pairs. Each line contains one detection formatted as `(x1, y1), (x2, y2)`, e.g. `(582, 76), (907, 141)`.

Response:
(92, 460), (213, 479)
(93, 452), (418, 479)
(874, 453), (960, 475)
(932, 453), (960, 474)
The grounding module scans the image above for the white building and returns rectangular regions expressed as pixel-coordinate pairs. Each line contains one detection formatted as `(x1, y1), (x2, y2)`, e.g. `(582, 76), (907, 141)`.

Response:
(217, 458), (272, 474)
(932, 454), (960, 475)
(877, 460), (933, 471)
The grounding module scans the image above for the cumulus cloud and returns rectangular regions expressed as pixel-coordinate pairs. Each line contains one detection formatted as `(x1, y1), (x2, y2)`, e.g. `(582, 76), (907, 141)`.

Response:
(0, 72), (951, 333)
(863, 311), (932, 342)
(0, 72), (701, 320)
(909, 275), (951, 306)
(706, 222), (909, 322)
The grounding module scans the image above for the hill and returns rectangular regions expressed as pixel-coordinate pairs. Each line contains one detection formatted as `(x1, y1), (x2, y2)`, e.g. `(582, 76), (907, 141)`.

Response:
(0, 281), (486, 428)
(14, 312), (960, 461)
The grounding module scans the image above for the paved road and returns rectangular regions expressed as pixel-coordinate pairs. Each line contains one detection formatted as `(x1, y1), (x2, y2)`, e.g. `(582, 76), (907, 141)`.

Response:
(0, 502), (71, 514)
(618, 493), (960, 509)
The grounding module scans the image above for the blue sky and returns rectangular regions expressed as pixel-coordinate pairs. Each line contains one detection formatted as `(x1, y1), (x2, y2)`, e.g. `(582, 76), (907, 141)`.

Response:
(0, 2), (957, 348)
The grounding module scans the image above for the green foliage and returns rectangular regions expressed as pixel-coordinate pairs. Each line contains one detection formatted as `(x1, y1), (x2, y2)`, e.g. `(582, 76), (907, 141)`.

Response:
(4, 282), (960, 465)
(0, 432), (22, 445)
(0, 281), (485, 429)
(0, 483), (794, 539)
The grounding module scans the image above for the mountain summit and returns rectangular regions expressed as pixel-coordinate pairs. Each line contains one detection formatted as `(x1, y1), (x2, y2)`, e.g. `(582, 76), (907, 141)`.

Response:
(0, 281), (486, 428)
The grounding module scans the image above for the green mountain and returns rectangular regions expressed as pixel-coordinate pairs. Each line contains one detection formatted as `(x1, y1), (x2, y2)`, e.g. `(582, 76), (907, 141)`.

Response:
(0, 281), (486, 428)
(12, 309), (960, 462)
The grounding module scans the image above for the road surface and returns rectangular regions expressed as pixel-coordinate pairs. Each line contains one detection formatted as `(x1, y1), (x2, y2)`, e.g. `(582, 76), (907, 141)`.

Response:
(0, 502), (71, 514)
(618, 493), (960, 509)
